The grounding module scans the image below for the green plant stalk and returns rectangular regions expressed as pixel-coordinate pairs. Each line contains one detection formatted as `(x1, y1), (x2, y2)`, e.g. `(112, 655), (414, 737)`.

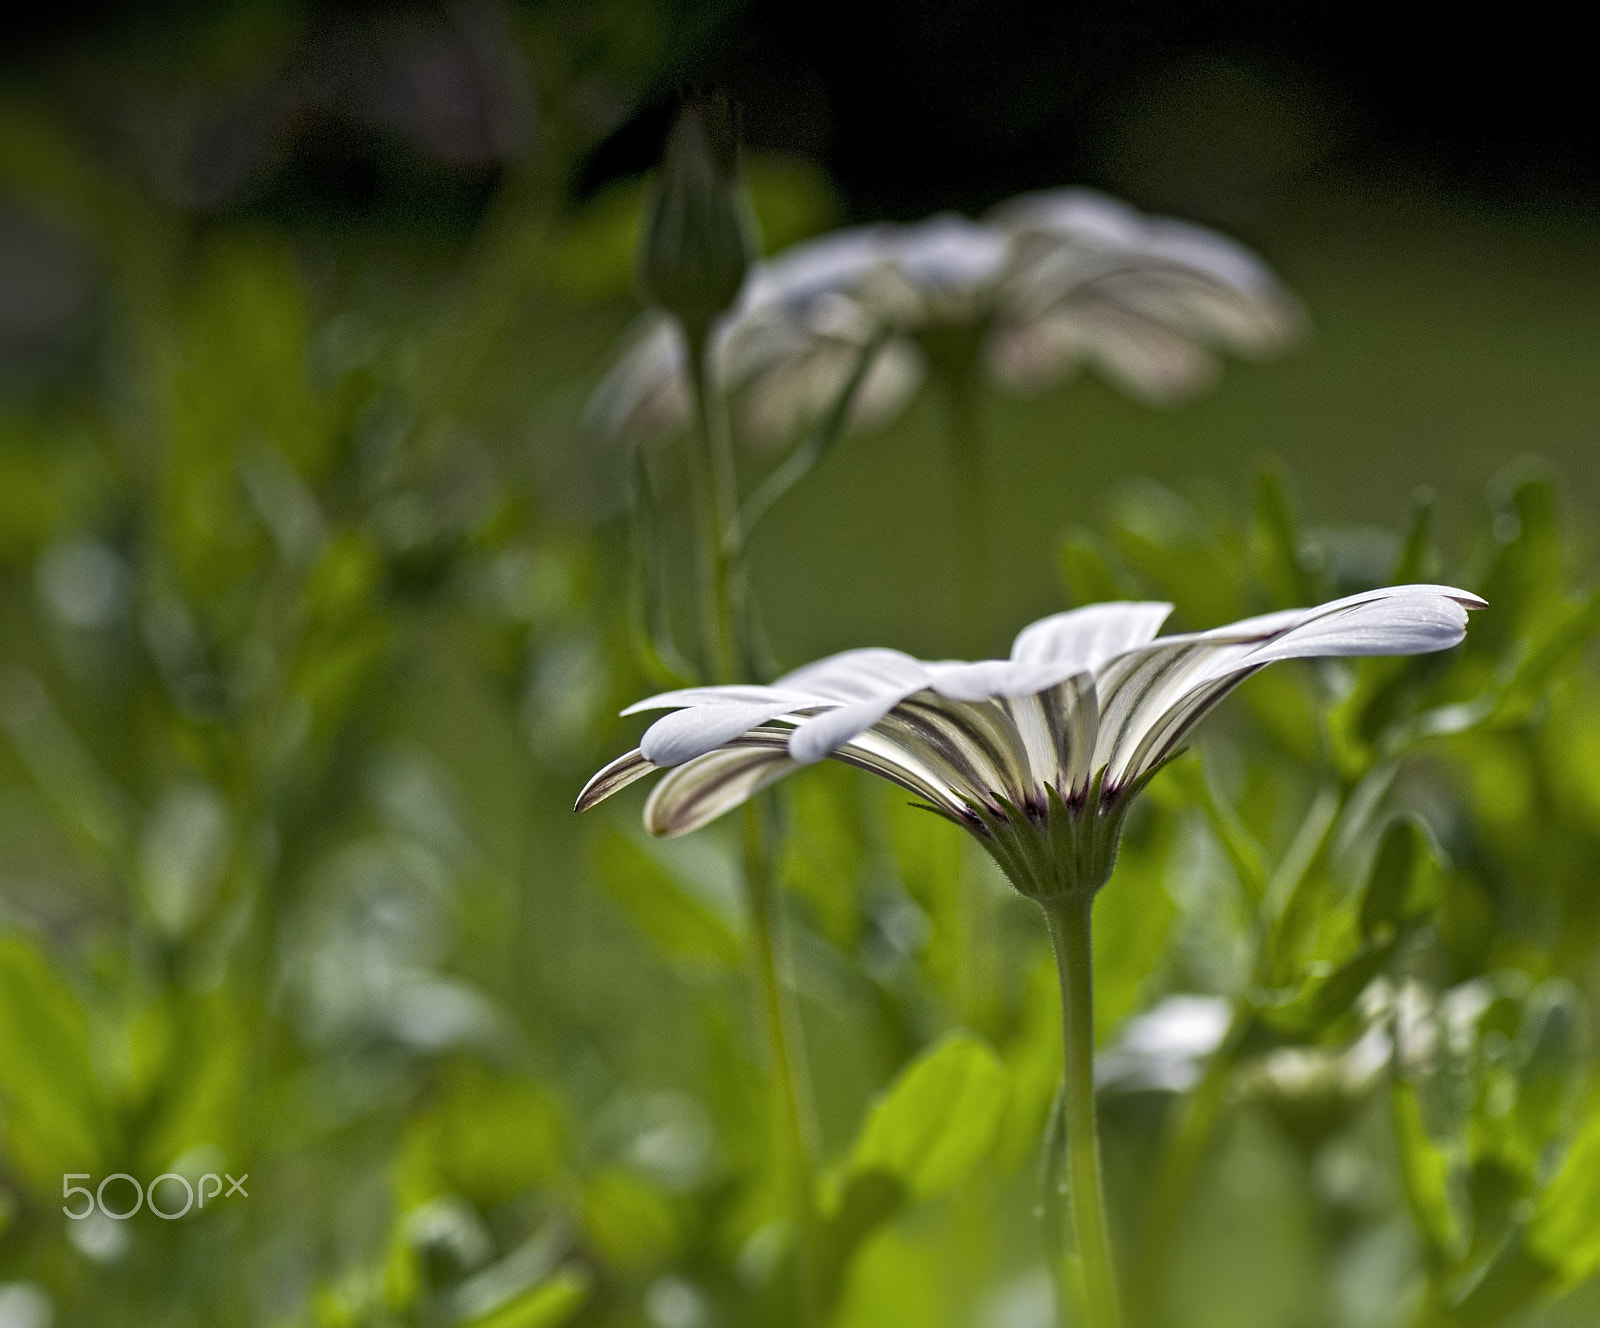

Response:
(685, 333), (741, 685)
(684, 325), (820, 1321)
(1043, 893), (1123, 1328)
(743, 797), (822, 1322)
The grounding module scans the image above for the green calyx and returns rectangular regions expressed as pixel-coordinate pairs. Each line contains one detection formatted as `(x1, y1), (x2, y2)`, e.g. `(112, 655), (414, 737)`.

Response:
(638, 94), (759, 335)
(961, 769), (1157, 904)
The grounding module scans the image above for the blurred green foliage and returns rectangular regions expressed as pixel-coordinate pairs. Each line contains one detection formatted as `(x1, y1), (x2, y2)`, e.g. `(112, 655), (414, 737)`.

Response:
(4, 5), (1600, 1328)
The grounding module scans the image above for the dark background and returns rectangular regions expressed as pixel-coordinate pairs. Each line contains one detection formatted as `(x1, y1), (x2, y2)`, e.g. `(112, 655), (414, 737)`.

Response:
(10, 1), (1598, 227)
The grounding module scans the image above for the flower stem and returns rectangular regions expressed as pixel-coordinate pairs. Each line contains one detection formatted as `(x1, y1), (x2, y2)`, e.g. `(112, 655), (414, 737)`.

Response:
(743, 798), (821, 1318)
(685, 330), (741, 685)
(1042, 893), (1123, 1328)
(684, 322), (819, 1323)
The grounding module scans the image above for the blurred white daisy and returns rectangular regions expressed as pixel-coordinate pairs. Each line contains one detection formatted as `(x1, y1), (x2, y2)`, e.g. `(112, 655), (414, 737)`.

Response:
(587, 189), (1300, 449)
(985, 188), (1302, 400)
(1096, 994), (1233, 1093)
(578, 586), (1481, 897)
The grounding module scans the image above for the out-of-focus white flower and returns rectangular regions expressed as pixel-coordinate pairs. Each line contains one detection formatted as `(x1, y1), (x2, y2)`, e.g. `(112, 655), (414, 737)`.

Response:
(985, 188), (1302, 400)
(1097, 994), (1233, 1092)
(587, 234), (925, 451)
(587, 189), (1300, 450)
(1239, 1023), (1393, 1103)
(578, 586), (1481, 898)
(585, 315), (694, 445)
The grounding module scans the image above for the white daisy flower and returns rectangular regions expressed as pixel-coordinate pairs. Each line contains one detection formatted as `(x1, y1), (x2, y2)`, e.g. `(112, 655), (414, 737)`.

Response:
(578, 586), (1482, 898)
(985, 187), (1302, 401)
(586, 190), (1300, 447)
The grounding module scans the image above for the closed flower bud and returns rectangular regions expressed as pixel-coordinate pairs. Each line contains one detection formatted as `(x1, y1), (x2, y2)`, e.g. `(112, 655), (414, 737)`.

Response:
(637, 95), (758, 335)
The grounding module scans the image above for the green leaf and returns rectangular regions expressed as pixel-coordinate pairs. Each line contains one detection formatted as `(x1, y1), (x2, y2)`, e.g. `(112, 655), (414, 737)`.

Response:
(811, 1036), (1007, 1319)
(1059, 528), (1134, 606)
(831, 1225), (950, 1328)
(1253, 469), (1318, 608)
(1502, 982), (1585, 1176)
(993, 957), (1066, 1174)
(1393, 488), (1438, 584)
(1256, 939), (1394, 1039)
(1108, 486), (1247, 630)
(410, 1063), (569, 1207)
(0, 669), (132, 860)
(1168, 755), (1266, 908)
(1361, 815), (1440, 942)
(459, 1269), (593, 1328)
(1474, 475), (1564, 658)
(1450, 1239), (1554, 1328)
(594, 833), (742, 972)
(581, 1166), (681, 1270)
(1526, 1100), (1600, 1287)
(845, 1033), (1008, 1204)
(0, 935), (111, 1187)
(1491, 581), (1600, 725)
(814, 1170), (910, 1316)
(137, 989), (247, 1176)
(1392, 1077), (1463, 1262)
(1258, 786), (1341, 988)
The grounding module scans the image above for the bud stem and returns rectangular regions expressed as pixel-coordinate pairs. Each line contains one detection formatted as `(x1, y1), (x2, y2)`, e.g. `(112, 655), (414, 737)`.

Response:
(684, 322), (820, 1324)
(685, 330), (741, 685)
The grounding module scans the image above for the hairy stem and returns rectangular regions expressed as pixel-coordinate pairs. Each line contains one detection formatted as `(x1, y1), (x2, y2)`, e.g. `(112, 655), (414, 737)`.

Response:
(1043, 893), (1123, 1328)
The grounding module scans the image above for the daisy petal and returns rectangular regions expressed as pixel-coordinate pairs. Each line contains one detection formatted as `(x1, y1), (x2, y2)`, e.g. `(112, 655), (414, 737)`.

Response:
(789, 687), (923, 764)
(1010, 601), (1174, 672)
(1197, 584), (1484, 682)
(622, 684), (807, 716)
(644, 747), (798, 837)
(1003, 672), (1100, 797)
(830, 728), (973, 817)
(892, 214), (1010, 298)
(776, 647), (932, 701)
(575, 748), (658, 813)
(757, 226), (895, 310)
(886, 694), (1032, 803)
(987, 187), (1145, 247)
(640, 700), (804, 766)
